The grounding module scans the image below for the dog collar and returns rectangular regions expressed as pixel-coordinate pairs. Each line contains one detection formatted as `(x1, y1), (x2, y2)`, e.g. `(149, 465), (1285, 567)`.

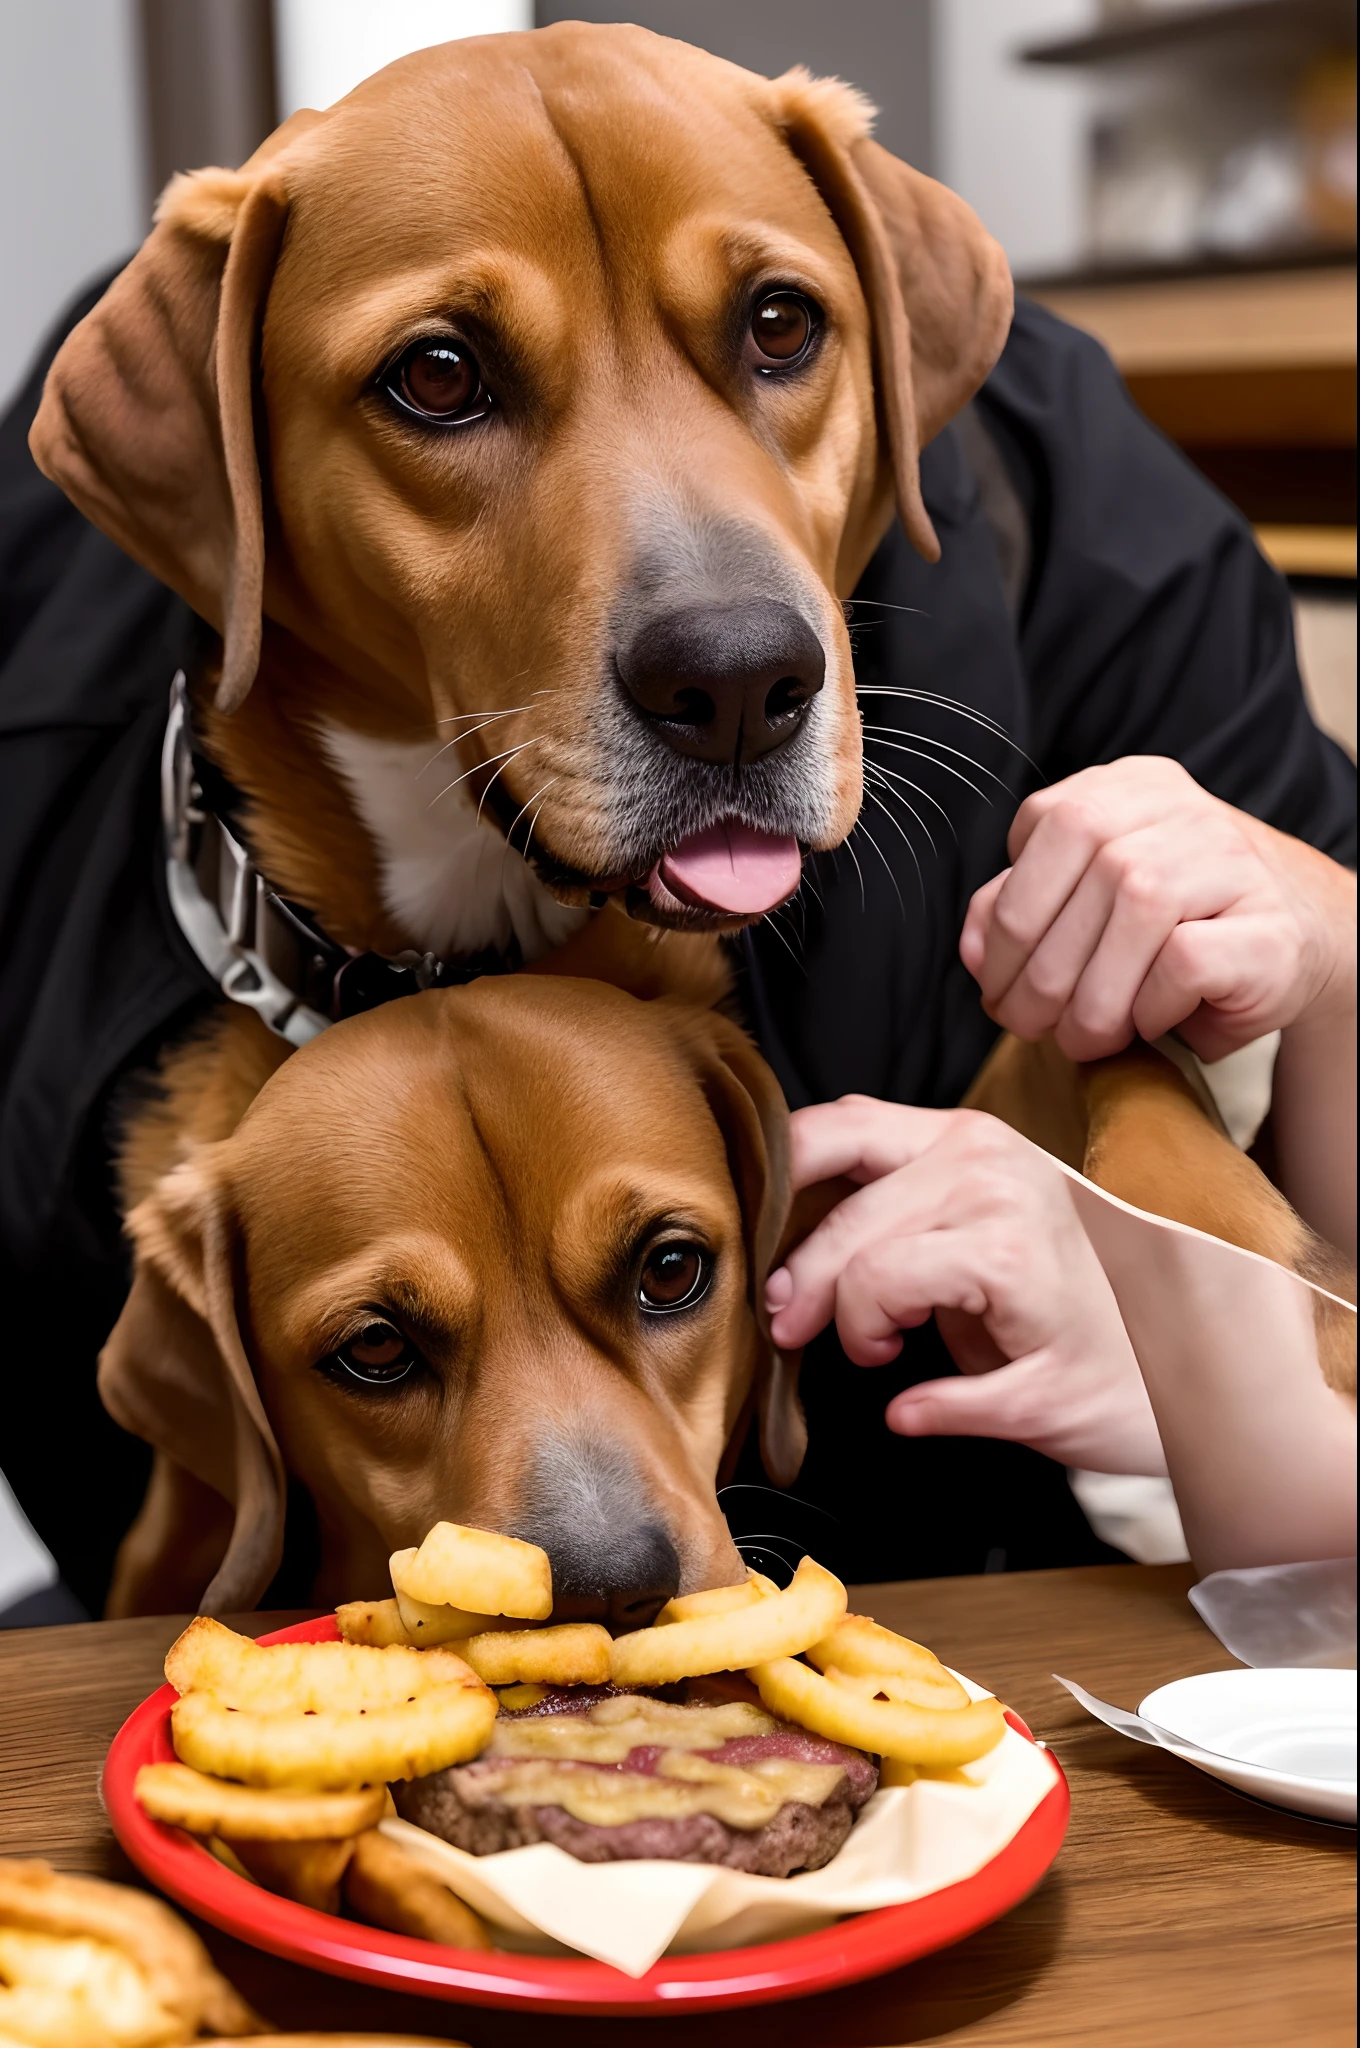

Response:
(161, 672), (519, 1044)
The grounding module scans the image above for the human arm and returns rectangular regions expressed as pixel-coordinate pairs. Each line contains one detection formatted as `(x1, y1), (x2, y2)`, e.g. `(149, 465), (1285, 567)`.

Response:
(959, 757), (1357, 1259)
(765, 1096), (1356, 1571)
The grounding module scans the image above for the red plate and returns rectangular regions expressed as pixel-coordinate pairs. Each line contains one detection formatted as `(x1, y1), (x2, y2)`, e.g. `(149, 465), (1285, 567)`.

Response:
(104, 1616), (1068, 2017)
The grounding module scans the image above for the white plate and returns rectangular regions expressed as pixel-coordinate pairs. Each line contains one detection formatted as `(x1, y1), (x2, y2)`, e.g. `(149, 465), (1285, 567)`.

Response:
(1140, 1668), (1357, 1824)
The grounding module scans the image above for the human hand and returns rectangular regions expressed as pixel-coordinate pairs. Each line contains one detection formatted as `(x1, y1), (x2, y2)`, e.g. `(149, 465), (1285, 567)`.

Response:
(764, 1097), (1167, 1475)
(959, 757), (1354, 1063)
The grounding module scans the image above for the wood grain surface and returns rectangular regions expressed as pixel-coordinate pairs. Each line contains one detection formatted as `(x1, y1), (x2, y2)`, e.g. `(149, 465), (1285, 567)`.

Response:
(0, 1566), (1353, 2046)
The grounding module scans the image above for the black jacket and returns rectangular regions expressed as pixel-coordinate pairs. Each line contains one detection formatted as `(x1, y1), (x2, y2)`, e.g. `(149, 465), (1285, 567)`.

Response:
(2, 281), (1353, 1605)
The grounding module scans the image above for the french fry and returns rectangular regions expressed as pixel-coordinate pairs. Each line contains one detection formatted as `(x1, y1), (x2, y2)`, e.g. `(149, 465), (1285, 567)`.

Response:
(171, 1677), (498, 1791)
(805, 1615), (970, 1710)
(223, 1836), (357, 1915)
(610, 1556), (846, 1687)
(391, 1523), (552, 1620)
(135, 1762), (384, 1841)
(165, 1616), (476, 1711)
(344, 1828), (492, 1950)
(823, 1664), (970, 1711)
(750, 1656), (1005, 1767)
(388, 1567), (520, 1648)
(656, 1580), (762, 1624)
(334, 1596), (412, 1647)
(452, 1622), (611, 1687)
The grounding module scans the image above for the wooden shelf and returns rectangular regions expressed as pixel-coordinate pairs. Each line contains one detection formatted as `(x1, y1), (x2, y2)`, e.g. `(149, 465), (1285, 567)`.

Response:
(1021, 0), (1355, 69)
(1027, 265), (1357, 454)
(1026, 265), (1356, 377)
(1255, 524), (1357, 577)
(1028, 263), (1356, 523)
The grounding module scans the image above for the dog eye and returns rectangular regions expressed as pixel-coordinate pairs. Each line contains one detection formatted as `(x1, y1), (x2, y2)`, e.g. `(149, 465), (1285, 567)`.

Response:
(639, 1243), (712, 1313)
(384, 337), (493, 424)
(748, 291), (817, 370)
(327, 1320), (421, 1387)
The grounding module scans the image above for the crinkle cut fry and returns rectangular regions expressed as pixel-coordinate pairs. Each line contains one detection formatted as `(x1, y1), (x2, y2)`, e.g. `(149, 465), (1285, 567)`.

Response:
(171, 1680), (498, 1790)
(165, 1614), (475, 1709)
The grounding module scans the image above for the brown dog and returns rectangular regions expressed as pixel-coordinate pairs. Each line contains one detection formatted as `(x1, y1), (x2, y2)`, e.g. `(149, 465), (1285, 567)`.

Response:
(30, 25), (1010, 963)
(101, 977), (798, 1620)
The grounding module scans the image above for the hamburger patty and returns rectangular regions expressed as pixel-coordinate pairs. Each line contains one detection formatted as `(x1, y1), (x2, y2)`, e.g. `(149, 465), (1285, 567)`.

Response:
(395, 1689), (878, 1878)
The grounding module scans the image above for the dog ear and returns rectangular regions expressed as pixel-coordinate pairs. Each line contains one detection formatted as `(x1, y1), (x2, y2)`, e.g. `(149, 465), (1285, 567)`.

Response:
(773, 69), (1013, 563)
(27, 115), (321, 714)
(99, 1150), (287, 1614)
(676, 1009), (806, 1487)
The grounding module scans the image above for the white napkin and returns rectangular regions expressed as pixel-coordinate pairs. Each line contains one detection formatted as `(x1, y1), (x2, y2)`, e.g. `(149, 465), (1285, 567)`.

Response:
(378, 1674), (1059, 1978)
(1191, 1558), (1358, 1670)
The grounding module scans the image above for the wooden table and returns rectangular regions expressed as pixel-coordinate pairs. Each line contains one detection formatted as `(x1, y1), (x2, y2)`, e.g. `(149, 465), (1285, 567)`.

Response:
(1, 1565), (1353, 2046)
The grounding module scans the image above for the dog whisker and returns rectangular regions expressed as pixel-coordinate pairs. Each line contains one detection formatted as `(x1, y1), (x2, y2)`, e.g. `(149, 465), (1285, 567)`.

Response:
(422, 704), (536, 774)
(476, 742), (541, 827)
(431, 700), (531, 731)
(851, 809), (910, 922)
(718, 1484), (840, 1521)
(864, 755), (959, 847)
(863, 762), (940, 861)
(430, 664), (533, 728)
(790, 880), (809, 946)
(841, 597), (928, 618)
(859, 784), (923, 914)
(797, 863), (825, 912)
(857, 686), (1039, 770)
(503, 776), (558, 858)
(861, 731), (997, 805)
(887, 724), (1028, 796)
(426, 738), (541, 812)
(841, 830), (868, 914)
(521, 785), (555, 864)
(761, 903), (807, 977)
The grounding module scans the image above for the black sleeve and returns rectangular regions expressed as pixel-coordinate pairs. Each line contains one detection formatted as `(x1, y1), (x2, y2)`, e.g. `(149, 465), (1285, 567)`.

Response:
(0, 269), (131, 670)
(977, 297), (1356, 866)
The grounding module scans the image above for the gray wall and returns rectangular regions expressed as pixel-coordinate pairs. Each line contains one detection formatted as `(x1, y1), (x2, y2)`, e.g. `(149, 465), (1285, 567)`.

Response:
(533, 0), (934, 169)
(0, 0), (146, 408)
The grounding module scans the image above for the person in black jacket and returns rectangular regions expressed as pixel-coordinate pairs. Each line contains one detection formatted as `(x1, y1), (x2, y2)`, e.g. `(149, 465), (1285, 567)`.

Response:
(1, 277), (1353, 1615)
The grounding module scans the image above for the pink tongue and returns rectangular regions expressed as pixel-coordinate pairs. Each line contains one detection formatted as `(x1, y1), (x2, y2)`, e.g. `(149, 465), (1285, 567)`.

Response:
(654, 822), (802, 915)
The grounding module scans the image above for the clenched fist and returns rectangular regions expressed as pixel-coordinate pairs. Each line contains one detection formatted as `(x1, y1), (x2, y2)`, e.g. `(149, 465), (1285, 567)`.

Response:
(959, 757), (1354, 1064)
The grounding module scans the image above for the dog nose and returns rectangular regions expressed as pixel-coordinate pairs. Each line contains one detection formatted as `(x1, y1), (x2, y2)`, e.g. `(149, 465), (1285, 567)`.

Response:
(617, 600), (824, 766)
(546, 1521), (681, 1631)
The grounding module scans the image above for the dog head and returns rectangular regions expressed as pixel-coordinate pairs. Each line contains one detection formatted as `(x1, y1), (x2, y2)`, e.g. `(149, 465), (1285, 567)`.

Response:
(100, 977), (797, 1618)
(31, 25), (1010, 945)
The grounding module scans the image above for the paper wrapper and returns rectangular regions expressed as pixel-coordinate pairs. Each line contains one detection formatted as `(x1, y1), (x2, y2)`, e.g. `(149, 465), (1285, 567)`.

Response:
(377, 1675), (1059, 1978)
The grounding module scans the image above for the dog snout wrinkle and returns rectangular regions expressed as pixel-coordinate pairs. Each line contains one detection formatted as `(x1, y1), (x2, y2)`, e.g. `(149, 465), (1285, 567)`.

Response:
(617, 600), (824, 767)
(514, 1435), (681, 1630)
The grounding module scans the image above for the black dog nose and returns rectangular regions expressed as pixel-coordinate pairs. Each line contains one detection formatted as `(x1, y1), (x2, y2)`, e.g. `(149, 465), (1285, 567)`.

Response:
(545, 1521), (681, 1631)
(617, 599), (824, 766)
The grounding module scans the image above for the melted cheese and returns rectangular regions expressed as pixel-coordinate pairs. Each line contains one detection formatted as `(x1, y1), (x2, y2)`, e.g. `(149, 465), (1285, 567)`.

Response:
(488, 1694), (774, 1765)
(475, 1693), (845, 1829)
(470, 1753), (844, 1829)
